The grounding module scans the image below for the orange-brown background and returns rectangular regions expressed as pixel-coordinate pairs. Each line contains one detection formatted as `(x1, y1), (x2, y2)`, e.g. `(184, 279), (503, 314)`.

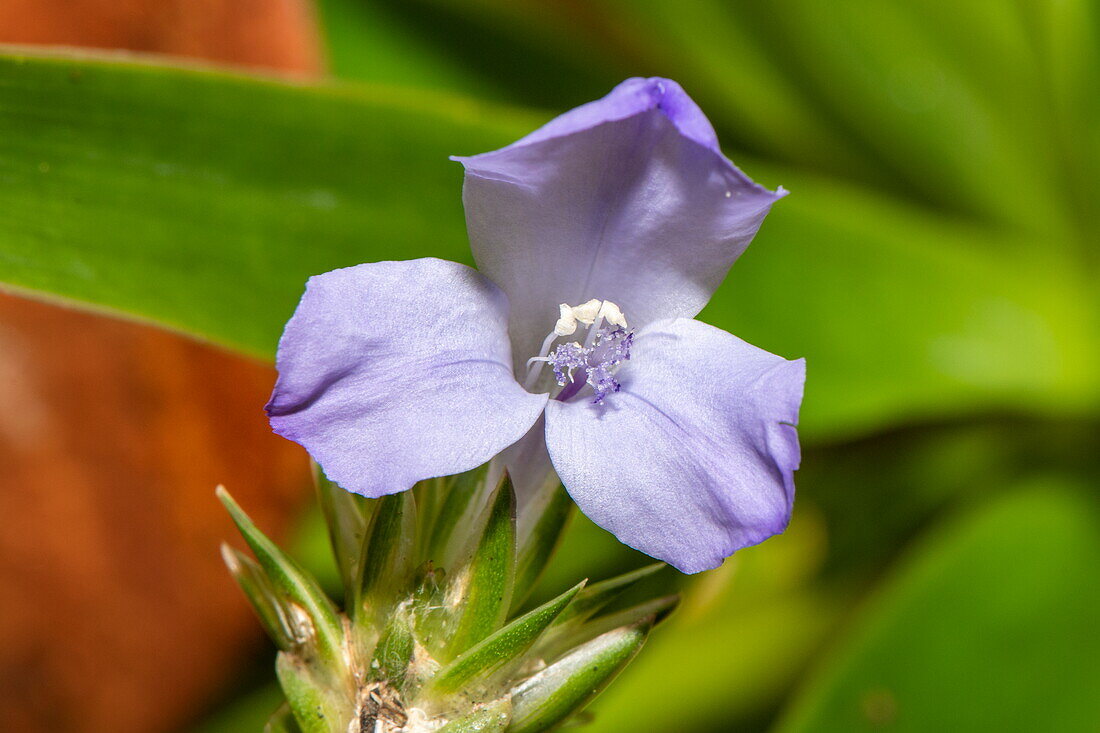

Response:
(0, 3), (321, 731)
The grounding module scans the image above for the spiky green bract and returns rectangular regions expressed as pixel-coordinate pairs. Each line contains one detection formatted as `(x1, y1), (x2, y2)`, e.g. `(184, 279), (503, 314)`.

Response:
(553, 563), (666, 627)
(427, 582), (584, 700)
(441, 476), (517, 658)
(436, 699), (512, 733)
(314, 464), (369, 608)
(217, 487), (346, 675)
(219, 466), (673, 732)
(358, 491), (418, 627)
(277, 653), (351, 732)
(221, 544), (294, 650)
(512, 485), (573, 613)
(509, 623), (650, 733)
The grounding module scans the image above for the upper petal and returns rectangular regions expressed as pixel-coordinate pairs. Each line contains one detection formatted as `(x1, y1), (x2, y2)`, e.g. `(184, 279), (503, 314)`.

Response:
(489, 77), (722, 155)
(543, 318), (804, 573)
(454, 77), (786, 373)
(266, 258), (547, 498)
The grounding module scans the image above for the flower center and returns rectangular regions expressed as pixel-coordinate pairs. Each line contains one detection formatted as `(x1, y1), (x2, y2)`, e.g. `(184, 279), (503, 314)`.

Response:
(525, 299), (634, 403)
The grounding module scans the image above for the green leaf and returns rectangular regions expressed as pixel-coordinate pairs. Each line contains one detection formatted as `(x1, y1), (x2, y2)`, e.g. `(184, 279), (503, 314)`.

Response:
(315, 0), (503, 100)
(357, 491), (418, 625)
(313, 463), (369, 607)
(441, 475), (517, 660)
(427, 581), (584, 697)
(581, 512), (842, 732)
(705, 164), (1099, 441)
(508, 623), (649, 733)
(776, 483), (1100, 732)
(734, 0), (1073, 238)
(0, 49), (537, 357)
(217, 487), (347, 674)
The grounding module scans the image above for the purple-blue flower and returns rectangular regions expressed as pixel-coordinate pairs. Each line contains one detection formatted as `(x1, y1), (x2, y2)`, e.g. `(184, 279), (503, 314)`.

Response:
(266, 78), (804, 574)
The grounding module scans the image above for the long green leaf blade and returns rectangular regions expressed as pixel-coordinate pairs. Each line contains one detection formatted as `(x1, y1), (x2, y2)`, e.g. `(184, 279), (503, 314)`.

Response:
(536, 595), (677, 664)
(0, 49), (536, 357)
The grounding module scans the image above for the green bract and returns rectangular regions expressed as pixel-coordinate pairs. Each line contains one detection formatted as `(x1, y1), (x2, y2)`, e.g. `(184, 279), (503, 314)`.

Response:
(218, 469), (674, 732)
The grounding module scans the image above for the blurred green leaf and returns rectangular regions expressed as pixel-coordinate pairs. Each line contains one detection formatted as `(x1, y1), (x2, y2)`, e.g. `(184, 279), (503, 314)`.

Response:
(583, 511), (842, 732)
(398, 0), (1099, 252)
(733, 0), (1074, 239)
(315, 0), (501, 99)
(190, 683), (287, 733)
(0, 49), (538, 357)
(319, 0), (623, 110)
(776, 482), (1100, 732)
(708, 163), (1099, 440)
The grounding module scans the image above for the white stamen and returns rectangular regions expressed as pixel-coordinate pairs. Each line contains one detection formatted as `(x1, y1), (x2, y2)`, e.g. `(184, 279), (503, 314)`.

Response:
(554, 303), (578, 336)
(560, 299), (628, 329)
(571, 298), (603, 324)
(597, 301), (627, 328)
(525, 300), (629, 391)
(524, 329), (562, 389)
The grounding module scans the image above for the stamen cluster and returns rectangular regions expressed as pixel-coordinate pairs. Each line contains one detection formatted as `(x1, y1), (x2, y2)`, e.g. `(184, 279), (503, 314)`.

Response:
(548, 326), (634, 403)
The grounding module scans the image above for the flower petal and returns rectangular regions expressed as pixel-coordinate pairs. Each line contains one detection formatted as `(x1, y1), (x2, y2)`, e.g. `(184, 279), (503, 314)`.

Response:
(454, 77), (786, 372)
(496, 415), (556, 510)
(266, 258), (547, 498)
(492, 77), (722, 155)
(543, 318), (804, 573)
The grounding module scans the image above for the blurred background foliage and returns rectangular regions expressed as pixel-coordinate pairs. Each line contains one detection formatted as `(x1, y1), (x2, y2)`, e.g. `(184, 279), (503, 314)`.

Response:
(0, 1), (1097, 731)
